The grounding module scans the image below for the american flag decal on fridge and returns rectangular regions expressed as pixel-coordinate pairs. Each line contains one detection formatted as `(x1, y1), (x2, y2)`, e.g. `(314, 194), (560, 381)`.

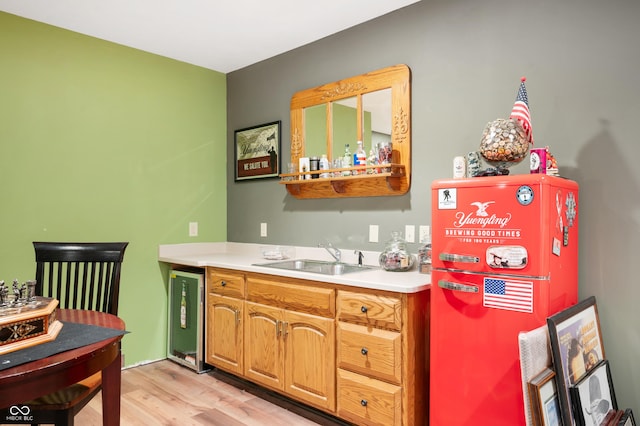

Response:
(483, 277), (534, 313)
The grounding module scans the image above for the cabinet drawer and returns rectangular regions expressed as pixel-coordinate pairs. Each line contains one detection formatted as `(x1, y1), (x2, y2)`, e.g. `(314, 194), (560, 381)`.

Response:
(208, 269), (245, 298)
(337, 368), (401, 426)
(337, 321), (401, 384)
(246, 276), (335, 318)
(337, 290), (401, 331)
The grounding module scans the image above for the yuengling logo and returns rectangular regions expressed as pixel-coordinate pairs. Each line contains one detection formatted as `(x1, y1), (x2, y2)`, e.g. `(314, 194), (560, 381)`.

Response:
(453, 201), (512, 228)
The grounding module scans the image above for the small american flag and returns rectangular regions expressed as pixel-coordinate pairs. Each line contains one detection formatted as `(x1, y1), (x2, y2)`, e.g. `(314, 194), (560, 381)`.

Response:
(510, 77), (533, 144)
(483, 277), (533, 313)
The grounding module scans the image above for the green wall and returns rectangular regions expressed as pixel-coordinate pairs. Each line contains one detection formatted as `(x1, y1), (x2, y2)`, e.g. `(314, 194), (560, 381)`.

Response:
(0, 12), (227, 366)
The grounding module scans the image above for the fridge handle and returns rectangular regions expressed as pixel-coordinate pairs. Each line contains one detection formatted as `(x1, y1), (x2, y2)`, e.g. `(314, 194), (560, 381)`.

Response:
(438, 280), (479, 293)
(439, 253), (480, 263)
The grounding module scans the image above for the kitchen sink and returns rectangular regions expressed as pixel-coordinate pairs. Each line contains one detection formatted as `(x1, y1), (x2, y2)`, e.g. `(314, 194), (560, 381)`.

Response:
(253, 259), (377, 275)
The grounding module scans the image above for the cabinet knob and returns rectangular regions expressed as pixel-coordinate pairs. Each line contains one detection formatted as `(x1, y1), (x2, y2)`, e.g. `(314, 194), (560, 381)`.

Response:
(360, 305), (368, 313)
(360, 399), (368, 407)
(361, 347), (368, 355)
(220, 281), (227, 287)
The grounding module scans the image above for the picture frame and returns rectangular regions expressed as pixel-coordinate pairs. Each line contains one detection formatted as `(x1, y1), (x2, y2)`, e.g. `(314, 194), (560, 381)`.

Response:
(569, 360), (617, 426)
(619, 409), (637, 426)
(547, 296), (605, 426)
(234, 121), (281, 181)
(528, 367), (562, 426)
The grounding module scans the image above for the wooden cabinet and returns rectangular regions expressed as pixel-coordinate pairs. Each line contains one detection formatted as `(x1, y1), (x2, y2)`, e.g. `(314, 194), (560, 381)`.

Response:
(336, 289), (429, 426)
(205, 269), (245, 375)
(206, 294), (243, 375)
(204, 267), (429, 425)
(245, 276), (336, 412)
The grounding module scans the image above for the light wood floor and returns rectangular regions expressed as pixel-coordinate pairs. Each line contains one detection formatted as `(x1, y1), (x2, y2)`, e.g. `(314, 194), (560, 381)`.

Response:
(69, 359), (348, 426)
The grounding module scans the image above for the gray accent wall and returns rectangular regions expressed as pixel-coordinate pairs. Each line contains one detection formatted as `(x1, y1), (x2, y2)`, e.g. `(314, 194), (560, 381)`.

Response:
(227, 0), (640, 413)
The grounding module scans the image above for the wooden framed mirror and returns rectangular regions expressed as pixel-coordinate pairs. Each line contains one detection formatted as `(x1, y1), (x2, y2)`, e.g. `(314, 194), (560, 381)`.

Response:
(282, 64), (411, 199)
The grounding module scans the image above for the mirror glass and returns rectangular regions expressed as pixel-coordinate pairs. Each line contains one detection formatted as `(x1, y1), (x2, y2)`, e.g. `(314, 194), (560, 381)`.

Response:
(331, 96), (358, 160)
(304, 104), (327, 158)
(363, 88), (392, 156)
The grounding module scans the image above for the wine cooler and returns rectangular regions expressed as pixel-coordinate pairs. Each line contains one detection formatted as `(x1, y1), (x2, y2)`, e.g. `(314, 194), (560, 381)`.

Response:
(167, 269), (208, 373)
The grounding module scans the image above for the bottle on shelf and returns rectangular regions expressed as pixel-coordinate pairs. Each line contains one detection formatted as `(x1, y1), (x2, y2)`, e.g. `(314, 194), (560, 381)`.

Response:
(319, 154), (330, 178)
(368, 148), (378, 174)
(354, 140), (367, 174)
(342, 144), (352, 176)
(180, 282), (187, 329)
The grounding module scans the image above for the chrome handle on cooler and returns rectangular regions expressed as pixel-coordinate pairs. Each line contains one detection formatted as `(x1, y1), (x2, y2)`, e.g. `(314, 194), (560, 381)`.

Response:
(438, 280), (479, 293)
(439, 253), (480, 263)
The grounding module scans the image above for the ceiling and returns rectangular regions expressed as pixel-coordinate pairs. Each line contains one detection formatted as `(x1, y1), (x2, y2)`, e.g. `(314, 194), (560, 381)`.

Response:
(0, 0), (420, 73)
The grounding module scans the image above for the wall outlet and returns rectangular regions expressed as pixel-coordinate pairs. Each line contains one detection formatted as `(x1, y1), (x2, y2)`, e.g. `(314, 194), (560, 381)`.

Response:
(260, 222), (267, 237)
(419, 225), (430, 243)
(189, 222), (198, 237)
(405, 225), (415, 243)
(369, 225), (379, 243)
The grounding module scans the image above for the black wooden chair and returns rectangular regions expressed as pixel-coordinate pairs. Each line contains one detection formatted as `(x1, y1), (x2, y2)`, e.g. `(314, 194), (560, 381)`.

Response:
(26, 241), (128, 426)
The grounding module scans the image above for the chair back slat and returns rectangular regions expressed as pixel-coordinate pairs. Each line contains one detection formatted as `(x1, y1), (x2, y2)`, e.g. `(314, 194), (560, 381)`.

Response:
(33, 242), (128, 315)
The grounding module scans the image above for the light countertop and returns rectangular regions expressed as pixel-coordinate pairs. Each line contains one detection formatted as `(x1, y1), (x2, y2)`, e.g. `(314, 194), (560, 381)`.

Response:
(158, 242), (431, 293)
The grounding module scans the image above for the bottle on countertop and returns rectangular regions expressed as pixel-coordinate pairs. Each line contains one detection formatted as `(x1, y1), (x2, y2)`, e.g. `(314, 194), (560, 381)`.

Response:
(342, 144), (352, 176)
(418, 232), (432, 274)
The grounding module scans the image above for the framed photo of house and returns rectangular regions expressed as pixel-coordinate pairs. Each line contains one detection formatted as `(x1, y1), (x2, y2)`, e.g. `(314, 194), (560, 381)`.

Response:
(570, 360), (617, 426)
(234, 121), (281, 181)
(528, 367), (562, 426)
(547, 296), (605, 426)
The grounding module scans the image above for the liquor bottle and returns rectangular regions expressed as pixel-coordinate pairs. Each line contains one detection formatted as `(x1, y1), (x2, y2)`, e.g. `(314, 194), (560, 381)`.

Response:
(180, 282), (187, 329)
(354, 140), (367, 174)
(342, 144), (352, 176)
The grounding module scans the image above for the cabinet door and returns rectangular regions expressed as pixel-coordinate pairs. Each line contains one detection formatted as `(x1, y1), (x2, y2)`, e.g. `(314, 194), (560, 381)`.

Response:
(206, 294), (243, 375)
(284, 310), (336, 412)
(244, 301), (284, 390)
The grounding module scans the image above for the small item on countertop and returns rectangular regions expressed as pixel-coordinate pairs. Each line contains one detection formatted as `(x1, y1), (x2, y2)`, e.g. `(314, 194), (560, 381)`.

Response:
(261, 245), (295, 260)
(379, 232), (415, 272)
(418, 236), (432, 274)
(453, 156), (466, 178)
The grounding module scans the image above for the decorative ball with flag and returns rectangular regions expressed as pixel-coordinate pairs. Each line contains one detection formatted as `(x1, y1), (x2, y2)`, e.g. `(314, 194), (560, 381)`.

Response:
(478, 77), (533, 172)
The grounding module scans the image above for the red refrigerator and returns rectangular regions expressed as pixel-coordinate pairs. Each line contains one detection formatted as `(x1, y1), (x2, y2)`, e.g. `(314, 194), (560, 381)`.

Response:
(430, 174), (579, 425)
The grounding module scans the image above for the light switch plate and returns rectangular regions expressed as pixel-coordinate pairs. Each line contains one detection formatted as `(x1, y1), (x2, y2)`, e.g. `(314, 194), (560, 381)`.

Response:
(419, 225), (430, 243)
(189, 222), (198, 237)
(260, 222), (267, 237)
(369, 225), (379, 243)
(405, 225), (415, 243)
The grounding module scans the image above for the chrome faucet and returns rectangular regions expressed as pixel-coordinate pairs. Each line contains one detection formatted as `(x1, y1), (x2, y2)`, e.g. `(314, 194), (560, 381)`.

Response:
(354, 250), (364, 267)
(319, 242), (341, 262)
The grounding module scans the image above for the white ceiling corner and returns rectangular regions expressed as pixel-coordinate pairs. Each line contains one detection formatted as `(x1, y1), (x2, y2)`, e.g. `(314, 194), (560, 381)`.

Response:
(0, 0), (421, 73)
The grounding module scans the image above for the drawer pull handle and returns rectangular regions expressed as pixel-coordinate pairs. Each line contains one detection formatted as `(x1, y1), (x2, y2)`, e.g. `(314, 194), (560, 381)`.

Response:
(220, 281), (227, 287)
(361, 347), (368, 355)
(360, 399), (368, 407)
(360, 306), (368, 313)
